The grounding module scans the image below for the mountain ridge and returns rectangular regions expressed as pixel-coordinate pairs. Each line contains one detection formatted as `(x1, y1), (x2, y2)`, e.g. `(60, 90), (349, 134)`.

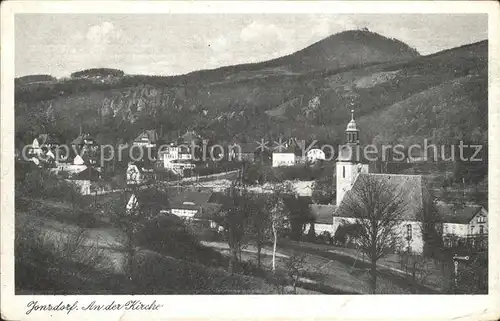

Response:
(15, 32), (486, 154)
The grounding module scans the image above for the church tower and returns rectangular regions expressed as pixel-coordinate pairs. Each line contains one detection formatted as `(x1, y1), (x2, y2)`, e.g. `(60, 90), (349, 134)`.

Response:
(336, 110), (369, 205)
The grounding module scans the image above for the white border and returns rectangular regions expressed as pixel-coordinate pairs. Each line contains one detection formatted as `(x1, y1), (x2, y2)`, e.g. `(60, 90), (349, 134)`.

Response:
(2, 1), (499, 321)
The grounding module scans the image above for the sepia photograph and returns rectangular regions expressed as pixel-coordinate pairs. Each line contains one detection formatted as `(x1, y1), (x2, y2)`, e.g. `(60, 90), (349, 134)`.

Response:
(2, 1), (500, 320)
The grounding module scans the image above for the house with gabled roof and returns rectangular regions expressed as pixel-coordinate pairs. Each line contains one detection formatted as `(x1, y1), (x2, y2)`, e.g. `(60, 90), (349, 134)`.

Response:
(272, 138), (304, 167)
(71, 133), (97, 147)
(133, 129), (159, 148)
(166, 190), (222, 229)
(126, 161), (156, 186)
(30, 133), (60, 156)
(65, 166), (101, 195)
(229, 142), (259, 162)
(438, 203), (488, 237)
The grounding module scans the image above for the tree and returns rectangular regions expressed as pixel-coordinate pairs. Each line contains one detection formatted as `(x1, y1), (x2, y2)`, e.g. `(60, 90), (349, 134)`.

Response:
(336, 175), (408, 293)
(284, 195), (312, 241)
(311, 176), (335, 205)
(246, 195), (270, 269)
(284, 253), (306, 294)
(219, 180), (252, 274)
(419, 193), (444, 259)
(107, 183), (169, 282)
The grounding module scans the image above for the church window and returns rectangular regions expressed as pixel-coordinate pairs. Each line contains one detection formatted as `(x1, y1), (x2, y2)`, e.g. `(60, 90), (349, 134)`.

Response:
(406, 224), (412, 240)
(343, 166), (345, 178)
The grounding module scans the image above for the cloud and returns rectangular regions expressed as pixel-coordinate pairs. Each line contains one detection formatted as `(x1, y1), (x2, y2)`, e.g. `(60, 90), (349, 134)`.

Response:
(86, 21), (124, 44)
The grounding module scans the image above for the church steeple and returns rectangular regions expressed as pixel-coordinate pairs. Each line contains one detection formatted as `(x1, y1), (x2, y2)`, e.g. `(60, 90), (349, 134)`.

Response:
(345, 109), (359, 144)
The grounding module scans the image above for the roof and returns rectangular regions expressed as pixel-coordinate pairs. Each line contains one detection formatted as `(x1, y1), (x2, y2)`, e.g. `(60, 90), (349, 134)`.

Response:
(193, 203), (222, 220)
(272, 139), (304, 156)
(128, 161), (155, 173)
(134, 129), (158, 144)
(335, 173), (426, 221)
(346, 110), (359, 132)
(72, 134), (96, 145)
(179, 130), (201, 144)
(438, 204), (485, 224)
(309, 204), (336, 224)
(37, 134), (60, 145)
(127, 189), (170, 210)
(170, 191), (213, 210)
(69, 166), (100, 181)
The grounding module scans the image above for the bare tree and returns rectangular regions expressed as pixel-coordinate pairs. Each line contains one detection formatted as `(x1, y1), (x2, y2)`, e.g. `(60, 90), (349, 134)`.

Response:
(418, 193), (444, 258)
(219, 180), (252, 274)
(108, 182), (169, 281)
(337, 175), (407, 293)
(266, 182), (294, 271)
(284, 253), (306, 294)
(246, 195), (270, 269)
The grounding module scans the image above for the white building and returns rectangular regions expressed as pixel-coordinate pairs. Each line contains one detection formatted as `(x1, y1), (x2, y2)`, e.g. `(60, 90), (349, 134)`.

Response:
(438, 203), (488, 237)
(306, 148), (326, 163)
(126, 163), (155, 185)
(272, 152), (296, 167)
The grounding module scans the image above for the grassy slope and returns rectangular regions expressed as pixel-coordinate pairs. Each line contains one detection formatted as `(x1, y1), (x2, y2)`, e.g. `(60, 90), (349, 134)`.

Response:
(15, 198), (278, 294)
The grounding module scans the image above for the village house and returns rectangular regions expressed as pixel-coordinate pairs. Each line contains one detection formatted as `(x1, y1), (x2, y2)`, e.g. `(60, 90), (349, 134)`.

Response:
(49, 153), (92, 177)
(229, 142), (259, 162)
(306, 148), (326, 163)
(65, 166), (101, 195)
(126, 161), (156, 185)
(29, 133), (60, 156)
(272, 139), (303, 167)
(165, 190), (222, 229)
(126, 190), (170, 215)
(440, 204), (488, 236)
(71, 133), (98, 151)
(158, 130), (204, 164)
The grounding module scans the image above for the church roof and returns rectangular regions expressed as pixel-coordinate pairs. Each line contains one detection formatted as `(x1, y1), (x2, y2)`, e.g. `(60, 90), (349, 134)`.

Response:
(309, 204), (337, 224)
(335, 173), (427, 221)
(346, 109), (359, 132)
(346, 119), (359, 132)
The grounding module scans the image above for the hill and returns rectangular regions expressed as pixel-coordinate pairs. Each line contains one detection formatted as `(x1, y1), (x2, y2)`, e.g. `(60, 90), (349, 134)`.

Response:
(14, 31), (486, 152)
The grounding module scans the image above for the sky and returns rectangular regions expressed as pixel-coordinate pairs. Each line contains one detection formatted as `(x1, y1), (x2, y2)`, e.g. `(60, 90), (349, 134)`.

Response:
(15, 14), (487, 78)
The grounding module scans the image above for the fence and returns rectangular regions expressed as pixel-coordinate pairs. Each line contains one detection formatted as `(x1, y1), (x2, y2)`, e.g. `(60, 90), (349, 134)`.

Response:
(443, 234), (488, 252)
